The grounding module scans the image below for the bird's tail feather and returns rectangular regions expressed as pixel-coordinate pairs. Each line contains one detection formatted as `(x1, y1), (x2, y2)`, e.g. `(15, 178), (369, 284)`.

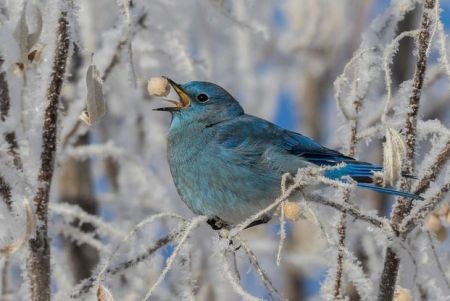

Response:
(356, 183), (423, 200)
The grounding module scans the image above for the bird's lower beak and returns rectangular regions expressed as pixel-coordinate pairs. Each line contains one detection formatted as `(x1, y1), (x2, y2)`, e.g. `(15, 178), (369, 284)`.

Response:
(153, 77), (191, 112)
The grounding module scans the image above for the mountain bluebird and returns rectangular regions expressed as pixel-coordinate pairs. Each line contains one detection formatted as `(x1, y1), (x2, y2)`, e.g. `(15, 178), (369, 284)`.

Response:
(154, 78), (421, 229)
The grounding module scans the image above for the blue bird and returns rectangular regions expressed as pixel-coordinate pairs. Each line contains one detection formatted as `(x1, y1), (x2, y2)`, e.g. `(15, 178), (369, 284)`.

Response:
(154, 78), (422, 228)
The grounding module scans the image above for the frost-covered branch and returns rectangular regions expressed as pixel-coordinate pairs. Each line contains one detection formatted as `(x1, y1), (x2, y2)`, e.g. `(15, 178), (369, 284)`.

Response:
(378, 1), (437, 300)
(27, 10), (70, 301)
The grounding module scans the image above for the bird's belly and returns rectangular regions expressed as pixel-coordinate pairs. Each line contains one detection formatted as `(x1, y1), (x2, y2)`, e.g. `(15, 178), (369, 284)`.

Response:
(170, 157), (281, 224)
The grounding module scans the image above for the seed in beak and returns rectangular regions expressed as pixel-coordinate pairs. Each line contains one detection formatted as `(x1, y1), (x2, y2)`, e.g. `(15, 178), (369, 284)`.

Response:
(147, 77), (171, 97)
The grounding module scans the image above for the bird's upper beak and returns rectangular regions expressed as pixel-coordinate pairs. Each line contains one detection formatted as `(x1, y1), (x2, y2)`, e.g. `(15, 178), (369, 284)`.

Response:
(153, 77), (191, 112)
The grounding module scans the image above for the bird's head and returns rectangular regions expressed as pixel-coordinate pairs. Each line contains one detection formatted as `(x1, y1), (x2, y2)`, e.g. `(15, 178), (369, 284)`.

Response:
(154, 78), (244, 126)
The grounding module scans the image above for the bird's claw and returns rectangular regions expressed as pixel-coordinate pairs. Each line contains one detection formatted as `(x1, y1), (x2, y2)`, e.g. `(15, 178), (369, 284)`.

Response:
(207, 216), (228, 230)
(244, 215), (271, 229)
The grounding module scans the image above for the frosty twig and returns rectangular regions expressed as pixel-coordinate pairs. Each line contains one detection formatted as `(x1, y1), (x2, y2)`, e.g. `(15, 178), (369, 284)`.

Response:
(414, 139), (450, 194)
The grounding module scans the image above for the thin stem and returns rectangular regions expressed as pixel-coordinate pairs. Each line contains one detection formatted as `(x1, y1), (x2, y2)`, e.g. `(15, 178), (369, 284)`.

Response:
(334, 100), (360, 299)
(142, 216), (206, 300)
(402, 182), (450, 234)
(221, 249), (260, 301)
(305, 193), (388, 230)
(238, 238), (287, 301)
(0, 259), (7, 299)
(72, 231), (179, 298)
(427, 231), (450, 291)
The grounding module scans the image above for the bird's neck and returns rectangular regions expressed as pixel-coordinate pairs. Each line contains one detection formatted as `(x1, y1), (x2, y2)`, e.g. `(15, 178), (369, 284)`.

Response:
(167, 121), (212, 165)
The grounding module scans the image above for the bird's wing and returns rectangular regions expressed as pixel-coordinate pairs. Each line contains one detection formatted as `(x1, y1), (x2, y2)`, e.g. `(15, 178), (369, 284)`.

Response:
(213, 115), (421, 200)
(213, 115), (308, 174)
(214, 114), (365, 173)
(280, 127), (383, 183)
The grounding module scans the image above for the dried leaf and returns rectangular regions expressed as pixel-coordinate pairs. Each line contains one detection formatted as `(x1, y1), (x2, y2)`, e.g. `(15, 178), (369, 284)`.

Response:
(81, 63), (105, 125)
(97, 284), (115, 301)
(383, 126), (405, 186)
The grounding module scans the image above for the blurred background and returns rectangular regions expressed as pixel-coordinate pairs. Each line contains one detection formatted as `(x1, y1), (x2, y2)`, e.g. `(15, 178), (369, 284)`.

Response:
(1, 0), (450, 300)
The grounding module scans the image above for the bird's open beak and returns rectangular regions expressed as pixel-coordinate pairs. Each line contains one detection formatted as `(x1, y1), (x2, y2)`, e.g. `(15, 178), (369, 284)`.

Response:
(153, 77), (191, 112)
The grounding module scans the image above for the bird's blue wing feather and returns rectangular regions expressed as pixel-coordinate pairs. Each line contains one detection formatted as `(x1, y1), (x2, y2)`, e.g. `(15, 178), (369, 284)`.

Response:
(213, 114), (421, 200)
(283, 130), (422, 199)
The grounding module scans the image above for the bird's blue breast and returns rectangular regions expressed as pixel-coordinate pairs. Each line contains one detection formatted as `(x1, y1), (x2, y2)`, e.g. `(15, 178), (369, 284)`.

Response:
(166, 117), (290, 223)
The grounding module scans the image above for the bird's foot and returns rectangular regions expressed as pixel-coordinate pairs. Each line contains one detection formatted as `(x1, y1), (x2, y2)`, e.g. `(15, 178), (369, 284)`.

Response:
(207, 216), (229, 230)
(244, 215), (271, 229)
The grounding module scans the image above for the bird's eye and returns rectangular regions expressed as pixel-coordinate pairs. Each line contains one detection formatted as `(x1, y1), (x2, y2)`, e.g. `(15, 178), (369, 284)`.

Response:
(196, 93), (209, 103)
